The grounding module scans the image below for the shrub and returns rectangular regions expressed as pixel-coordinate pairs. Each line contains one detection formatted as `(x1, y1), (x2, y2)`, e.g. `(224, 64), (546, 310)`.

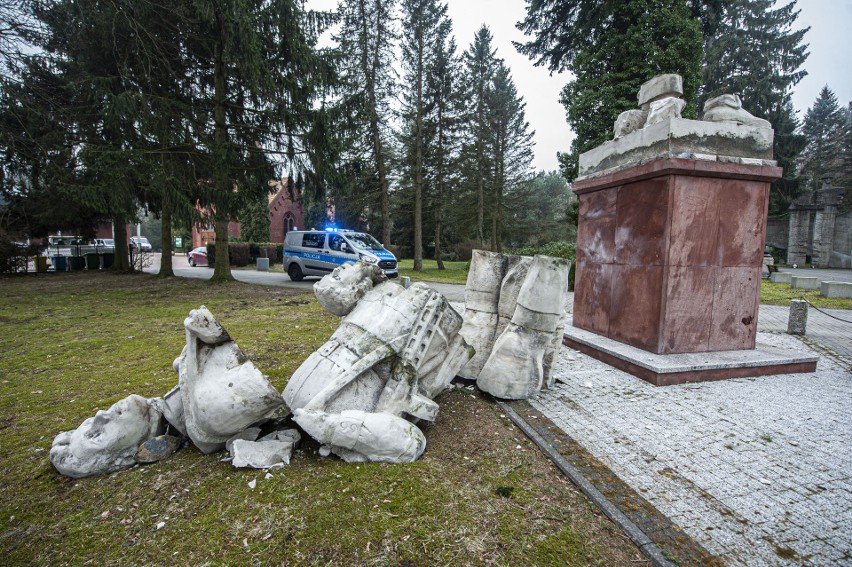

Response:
(230, 243), (250, 267)
(453, 240), (477, 262)
(510, 241), (576, 261)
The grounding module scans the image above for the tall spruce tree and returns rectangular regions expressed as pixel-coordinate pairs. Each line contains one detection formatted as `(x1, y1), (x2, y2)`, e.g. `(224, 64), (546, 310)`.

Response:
(518, 0), (702, 181)
(423, 32), (461, 269)
(487, 61), (535, 252)
(335, 0), (397, 246)
(398, 0), (450, 271)
(800, 86), (846, 192)
(179, 0), (332, 281)
(702, 0), (809, 214)
(459, 26), (499, 247)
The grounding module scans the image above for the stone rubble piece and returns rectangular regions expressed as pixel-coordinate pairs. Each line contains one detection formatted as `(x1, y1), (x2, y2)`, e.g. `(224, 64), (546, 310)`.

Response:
(283, 260), (472, 463)
(637, 73), (683, 110)
(135, 434), (183, 464)
(614, 109), (648, 139)
(225, 427), (262, 454)
(50, 394), (165, 478)
(313, 261), (386, 316)
(231, 435), (298, 469)
(294, 409), (425, 463)
(171, 306), (285, 454)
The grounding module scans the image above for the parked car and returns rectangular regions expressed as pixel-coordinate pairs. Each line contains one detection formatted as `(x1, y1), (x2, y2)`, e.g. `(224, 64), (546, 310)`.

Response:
(187, 247), (208, 267)
(130, 236), (153, 252)
(93, 238), (115, 252)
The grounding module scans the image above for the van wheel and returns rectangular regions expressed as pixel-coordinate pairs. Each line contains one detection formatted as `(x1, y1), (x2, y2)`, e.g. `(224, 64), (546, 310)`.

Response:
(288, 263), (304, 282)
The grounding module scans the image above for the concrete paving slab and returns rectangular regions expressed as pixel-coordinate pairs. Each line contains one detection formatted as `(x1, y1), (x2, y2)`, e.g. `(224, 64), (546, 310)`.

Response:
(530, 333), (852, 566)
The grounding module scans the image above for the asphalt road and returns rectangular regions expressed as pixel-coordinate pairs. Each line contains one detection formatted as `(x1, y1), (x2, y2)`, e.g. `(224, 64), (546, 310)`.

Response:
(144, 253), (466, 302)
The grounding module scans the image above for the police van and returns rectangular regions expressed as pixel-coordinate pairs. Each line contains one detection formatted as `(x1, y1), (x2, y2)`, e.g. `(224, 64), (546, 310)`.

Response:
(283, 229), (398, 281)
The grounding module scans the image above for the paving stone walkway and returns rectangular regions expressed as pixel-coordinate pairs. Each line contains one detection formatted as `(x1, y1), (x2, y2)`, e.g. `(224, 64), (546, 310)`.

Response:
(535, 332), (851, 566)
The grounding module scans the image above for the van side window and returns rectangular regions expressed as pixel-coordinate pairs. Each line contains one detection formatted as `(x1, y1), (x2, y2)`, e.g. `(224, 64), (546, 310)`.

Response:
(328, 234), (344, 251)
(302, 233), (325, 249)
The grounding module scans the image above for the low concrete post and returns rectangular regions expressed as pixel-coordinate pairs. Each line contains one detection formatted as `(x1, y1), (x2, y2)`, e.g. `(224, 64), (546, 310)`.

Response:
(256, 257), (270, 271)
(401, 276), (411, 289)
(787, 300), (808, 335)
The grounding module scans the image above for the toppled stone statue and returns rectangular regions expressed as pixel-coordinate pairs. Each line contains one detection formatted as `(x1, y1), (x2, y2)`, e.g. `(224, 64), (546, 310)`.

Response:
(166, 306), (285, 454)
(459, 250), (571, 400)
(283, 261), (473, 463)
(50, 394), (165, 478)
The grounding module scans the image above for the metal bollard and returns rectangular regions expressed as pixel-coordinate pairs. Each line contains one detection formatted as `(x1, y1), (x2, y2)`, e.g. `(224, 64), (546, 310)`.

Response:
(787, 299), (808, 335)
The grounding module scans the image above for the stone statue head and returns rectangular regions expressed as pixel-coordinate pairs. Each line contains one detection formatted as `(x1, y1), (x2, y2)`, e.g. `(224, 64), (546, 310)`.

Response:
(50, 394), (163, 478)
(314, 260), (386, 316)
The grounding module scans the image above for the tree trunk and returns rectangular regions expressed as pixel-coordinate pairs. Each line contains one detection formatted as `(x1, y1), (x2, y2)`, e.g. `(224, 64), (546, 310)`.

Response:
(158, 189), (174, 277)
(112, 216), (131, 272)
(211, 14), (233, 282)
(413, 32), (424, 272)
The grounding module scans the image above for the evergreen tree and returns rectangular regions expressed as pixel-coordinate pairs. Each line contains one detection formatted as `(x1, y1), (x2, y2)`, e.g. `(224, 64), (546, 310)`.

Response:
(335, 0), (397, 246)
(459, 26), (499, 247)
(518, 0), (703, 181)
(487, 61), (535, 251)
(423, 32), (462, 268)
(800, 86), (846, 191)
(398, 0), (450, 270)
(702, 0), (809, 214)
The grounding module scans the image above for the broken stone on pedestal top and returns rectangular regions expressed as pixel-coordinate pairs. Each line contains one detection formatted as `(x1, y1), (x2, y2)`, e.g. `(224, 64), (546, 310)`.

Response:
(637, 74), (683, 110)
(645, 97), (686, 126)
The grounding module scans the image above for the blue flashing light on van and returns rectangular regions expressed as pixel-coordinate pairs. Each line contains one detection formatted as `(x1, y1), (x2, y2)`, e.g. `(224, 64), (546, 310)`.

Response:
(283, 229), (398, 281)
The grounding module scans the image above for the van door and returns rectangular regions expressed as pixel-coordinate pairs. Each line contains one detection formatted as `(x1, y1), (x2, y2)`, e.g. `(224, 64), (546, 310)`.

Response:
(327, 233), (356, 269)
(299, 232), (330, 274)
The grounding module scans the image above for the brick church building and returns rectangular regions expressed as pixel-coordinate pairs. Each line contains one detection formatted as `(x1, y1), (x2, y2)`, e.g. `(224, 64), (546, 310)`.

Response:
(191, 178), (304, 249)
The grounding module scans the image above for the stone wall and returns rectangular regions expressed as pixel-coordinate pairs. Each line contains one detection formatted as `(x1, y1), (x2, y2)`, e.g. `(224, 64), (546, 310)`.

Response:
(765, 217), (789, 250)
(831, 213), (852, 268)
(770, 208), (852, 268)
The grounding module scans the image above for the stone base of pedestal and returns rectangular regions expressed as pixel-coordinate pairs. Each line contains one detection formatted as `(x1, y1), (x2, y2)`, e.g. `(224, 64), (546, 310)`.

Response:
(563, 320), (817, 386)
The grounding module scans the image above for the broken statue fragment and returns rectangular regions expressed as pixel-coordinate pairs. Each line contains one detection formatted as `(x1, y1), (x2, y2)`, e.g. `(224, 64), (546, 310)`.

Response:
(459, 250), (570, 400)
(168, 306), (285, 454)
(283, 260), (473, 463)
(50, 394), (165, 478)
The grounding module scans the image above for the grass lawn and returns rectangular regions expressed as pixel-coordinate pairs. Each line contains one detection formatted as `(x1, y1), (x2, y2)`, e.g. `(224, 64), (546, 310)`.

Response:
(760, 280), (852, 310)
(395, 259), (470, 285)
(0, 272), (645, 565)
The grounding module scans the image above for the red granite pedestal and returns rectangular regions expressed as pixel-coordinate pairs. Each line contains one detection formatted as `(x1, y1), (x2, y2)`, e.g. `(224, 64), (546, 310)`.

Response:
(569, 158), (816, 383)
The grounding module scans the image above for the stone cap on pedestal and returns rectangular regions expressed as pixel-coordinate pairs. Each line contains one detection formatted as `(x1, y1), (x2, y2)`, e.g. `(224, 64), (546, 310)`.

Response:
(578, 117), (775, 180)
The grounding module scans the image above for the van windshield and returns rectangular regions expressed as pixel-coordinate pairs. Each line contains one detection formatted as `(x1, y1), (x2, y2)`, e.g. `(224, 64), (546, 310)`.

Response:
(345, 232), (383, 251)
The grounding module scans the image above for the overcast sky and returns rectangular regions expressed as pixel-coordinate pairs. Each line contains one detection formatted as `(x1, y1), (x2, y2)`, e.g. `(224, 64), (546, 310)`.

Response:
(308, 0), (852, 173)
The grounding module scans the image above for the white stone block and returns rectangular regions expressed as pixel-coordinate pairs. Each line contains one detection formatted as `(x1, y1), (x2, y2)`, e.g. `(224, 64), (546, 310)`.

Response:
(637, 74), (683, 109)
(256, 257), (269, 271)
(820, 281), (852, 299)
(790, 276), (819, 290)
(770, 272), (792, 284)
